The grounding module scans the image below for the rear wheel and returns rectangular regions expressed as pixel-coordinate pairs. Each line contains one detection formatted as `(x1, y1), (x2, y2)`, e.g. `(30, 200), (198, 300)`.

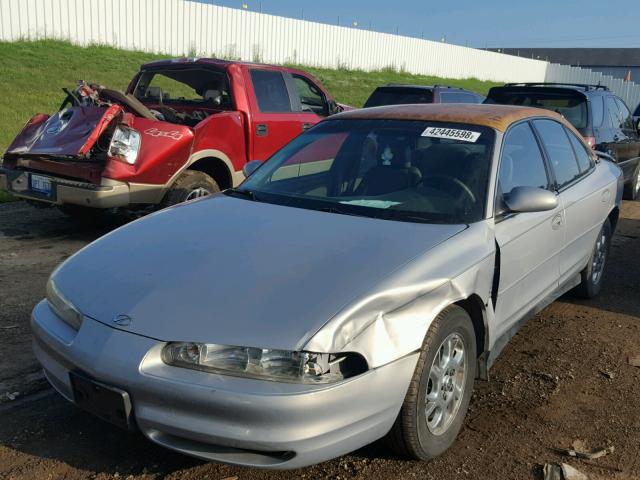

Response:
(573, 219), (611, 298)
(162, 170), (219, 208)
(623, 163), (640, 200)
(384, 305), (476, 460)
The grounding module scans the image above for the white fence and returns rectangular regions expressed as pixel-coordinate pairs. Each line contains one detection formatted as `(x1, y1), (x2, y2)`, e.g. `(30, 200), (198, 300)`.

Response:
(1, 0), (640, 107)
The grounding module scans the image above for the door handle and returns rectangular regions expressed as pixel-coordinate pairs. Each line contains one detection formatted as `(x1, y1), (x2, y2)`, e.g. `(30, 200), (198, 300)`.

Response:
(302, 122), (312, 131)
(256, 124), (268, 136)
(551, 213), (563, 230)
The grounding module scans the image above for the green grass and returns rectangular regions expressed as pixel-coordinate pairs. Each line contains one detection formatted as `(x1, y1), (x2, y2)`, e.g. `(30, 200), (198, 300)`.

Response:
(0, 191), (16, 202)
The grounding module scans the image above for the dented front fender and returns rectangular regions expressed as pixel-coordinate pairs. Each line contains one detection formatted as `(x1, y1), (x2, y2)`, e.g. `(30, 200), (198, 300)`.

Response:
(304, 221), (497, 369)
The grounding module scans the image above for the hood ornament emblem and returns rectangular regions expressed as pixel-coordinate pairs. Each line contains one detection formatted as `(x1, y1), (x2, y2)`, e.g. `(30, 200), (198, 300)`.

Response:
(113, 314), (132, 327)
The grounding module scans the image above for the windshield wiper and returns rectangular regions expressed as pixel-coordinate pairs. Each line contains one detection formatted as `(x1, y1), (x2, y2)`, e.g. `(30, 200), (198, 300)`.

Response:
(316, 206), (367, 217)
(226, 188), (259, 201)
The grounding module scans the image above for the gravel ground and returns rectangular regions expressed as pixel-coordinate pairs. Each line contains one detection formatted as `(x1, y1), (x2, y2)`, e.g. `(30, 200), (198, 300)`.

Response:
(0, 200), (639, 480)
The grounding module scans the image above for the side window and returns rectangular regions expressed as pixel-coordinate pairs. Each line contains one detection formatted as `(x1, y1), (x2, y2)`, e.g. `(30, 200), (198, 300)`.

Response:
(250, 69), (292, 113)
(615, 98), (634, 130)
(605, 96), (623, 129)
(565, 127), (593, 173)
(590, 96), (604, 128)
(534, 119), (582, 188)
(293, 75), (328, 116)
(499, 122), (549, 195)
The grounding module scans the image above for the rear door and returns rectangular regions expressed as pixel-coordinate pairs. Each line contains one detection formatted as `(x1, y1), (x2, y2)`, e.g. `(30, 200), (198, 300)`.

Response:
(532, 119), (609, 284)
(247, 68), (303, 162)
(493, 121), (563, 337)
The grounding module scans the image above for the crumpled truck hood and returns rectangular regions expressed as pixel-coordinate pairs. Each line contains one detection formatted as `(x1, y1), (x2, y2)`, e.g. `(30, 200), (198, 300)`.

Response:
(53, 195), (465, 350)
(5, 105), (122, 158)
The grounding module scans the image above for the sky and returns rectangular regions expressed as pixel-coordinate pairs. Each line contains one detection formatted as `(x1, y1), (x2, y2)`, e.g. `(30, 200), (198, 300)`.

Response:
(201, 0), (640, 48)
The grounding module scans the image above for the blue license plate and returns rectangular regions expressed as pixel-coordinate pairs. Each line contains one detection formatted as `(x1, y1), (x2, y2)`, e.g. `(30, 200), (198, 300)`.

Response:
(30, 174), (52, 195)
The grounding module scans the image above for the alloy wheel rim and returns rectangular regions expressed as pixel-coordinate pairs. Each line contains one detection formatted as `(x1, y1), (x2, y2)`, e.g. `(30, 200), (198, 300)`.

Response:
(591, 230), (607, 284)
(425, 332), (467, 436)
(185, 187), (211, 201)
(635, 168), (640, 194)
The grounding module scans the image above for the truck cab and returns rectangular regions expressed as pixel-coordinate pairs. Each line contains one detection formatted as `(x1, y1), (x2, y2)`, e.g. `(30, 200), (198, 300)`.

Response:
(0, 59), (343, 216)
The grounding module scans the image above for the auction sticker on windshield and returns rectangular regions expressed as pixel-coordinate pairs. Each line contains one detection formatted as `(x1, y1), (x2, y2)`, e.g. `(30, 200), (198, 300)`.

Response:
(422, 127), (481, 143)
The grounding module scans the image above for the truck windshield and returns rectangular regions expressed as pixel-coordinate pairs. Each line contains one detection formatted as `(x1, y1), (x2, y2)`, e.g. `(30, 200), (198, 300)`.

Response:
(235, 119), (495, 224)
(364, 87), (434, 108)
(133, 67), (231, 108)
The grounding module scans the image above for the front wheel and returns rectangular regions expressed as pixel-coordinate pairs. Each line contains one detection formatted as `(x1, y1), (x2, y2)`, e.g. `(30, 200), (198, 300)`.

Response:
(573, 219), (612, 298)
(384, 305), (476, 460)
(162, 170), (220, 208)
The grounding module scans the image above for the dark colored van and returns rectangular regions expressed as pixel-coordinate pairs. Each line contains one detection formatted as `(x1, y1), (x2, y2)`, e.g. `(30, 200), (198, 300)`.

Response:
(364, 84), (485, 108)
(486, 83), (640, 199)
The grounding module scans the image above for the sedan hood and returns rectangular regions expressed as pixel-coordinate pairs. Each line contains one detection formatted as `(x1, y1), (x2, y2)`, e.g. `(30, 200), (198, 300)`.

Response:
(54, 196), (465, 350)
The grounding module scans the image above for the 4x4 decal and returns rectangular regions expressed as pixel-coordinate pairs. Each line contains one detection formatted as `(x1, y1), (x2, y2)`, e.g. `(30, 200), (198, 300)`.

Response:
(144, 128), (184, 141)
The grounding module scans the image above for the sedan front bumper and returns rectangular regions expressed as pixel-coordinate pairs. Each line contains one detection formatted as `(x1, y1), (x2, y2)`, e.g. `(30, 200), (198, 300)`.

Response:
(31, 300), (418, 469)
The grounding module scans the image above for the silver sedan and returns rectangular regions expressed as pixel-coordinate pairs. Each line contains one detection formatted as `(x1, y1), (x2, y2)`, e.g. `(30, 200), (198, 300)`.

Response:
(32, 104), (623, 469)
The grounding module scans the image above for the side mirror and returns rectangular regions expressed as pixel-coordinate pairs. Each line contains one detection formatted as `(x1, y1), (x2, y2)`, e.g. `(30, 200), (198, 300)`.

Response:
(504, 186), (558, 213)
(328, 100), (342, 115)
(242, 160), (262, 178)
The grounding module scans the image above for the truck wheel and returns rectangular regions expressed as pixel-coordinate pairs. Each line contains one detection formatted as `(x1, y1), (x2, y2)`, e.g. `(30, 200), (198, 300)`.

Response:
(573, 219), (612, 299)
(623, 163), (640, 200)
(162, 170), (219, 207)
(384, 305), (476, 460)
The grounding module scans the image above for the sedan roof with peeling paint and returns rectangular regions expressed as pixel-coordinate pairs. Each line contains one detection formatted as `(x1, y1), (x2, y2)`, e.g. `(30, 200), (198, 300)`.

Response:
(335, 103), (566, 132)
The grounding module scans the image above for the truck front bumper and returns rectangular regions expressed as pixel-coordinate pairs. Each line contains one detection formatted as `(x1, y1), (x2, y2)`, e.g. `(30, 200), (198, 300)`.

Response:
(0, 168), (160, 208)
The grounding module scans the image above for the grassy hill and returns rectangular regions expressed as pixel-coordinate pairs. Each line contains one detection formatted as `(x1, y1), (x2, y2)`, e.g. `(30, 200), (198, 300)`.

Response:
(0, 40), (499, 201)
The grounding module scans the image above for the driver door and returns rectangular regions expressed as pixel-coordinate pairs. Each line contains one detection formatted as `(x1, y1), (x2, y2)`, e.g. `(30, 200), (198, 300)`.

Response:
(493, 121), (564, 338)
(286, 73), (331, 134)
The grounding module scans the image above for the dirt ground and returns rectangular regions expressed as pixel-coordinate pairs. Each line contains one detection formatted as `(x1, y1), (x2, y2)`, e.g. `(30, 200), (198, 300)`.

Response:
(0, 200), (639, 480)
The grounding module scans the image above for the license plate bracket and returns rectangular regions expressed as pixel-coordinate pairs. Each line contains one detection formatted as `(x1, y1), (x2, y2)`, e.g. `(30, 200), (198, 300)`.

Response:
(70, 372), (134, 430)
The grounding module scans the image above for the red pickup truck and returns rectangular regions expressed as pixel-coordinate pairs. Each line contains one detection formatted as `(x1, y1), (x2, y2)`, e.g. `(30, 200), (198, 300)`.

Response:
(0, 59), (345, 216)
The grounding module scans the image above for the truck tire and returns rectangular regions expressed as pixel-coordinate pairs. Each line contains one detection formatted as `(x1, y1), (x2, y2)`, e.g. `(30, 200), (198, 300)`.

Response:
(573, 219), (612, 299)
(623, 162), (640, 200)
(162, 170), (220, 208)
(384, 305), (476, 460)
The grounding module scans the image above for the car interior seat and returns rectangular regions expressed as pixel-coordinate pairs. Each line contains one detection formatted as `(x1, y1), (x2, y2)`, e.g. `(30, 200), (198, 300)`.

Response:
(203, 89), (222, 105)
(355, 137), (422, 196)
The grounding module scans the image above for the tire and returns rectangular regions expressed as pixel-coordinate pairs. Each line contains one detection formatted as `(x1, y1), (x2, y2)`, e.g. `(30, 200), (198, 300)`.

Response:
(161, 170), (219, 208)
(573, 219), (612, 299)
(623, 162), (640, 200)
(384, 305), (476, 460)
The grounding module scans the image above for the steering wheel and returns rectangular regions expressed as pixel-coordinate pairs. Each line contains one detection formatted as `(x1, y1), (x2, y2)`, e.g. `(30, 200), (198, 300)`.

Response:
(420, 175), (476, 205)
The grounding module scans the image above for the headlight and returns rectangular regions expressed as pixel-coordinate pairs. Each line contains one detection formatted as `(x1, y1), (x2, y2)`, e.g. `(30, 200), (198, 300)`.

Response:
(46, 277), (83, 330)
(108, 126), (141, 164)
(161, 343), (367, 384)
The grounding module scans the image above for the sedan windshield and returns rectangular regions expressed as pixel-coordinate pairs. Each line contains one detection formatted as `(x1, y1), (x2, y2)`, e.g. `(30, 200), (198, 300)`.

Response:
(237, 119), (495, 224)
